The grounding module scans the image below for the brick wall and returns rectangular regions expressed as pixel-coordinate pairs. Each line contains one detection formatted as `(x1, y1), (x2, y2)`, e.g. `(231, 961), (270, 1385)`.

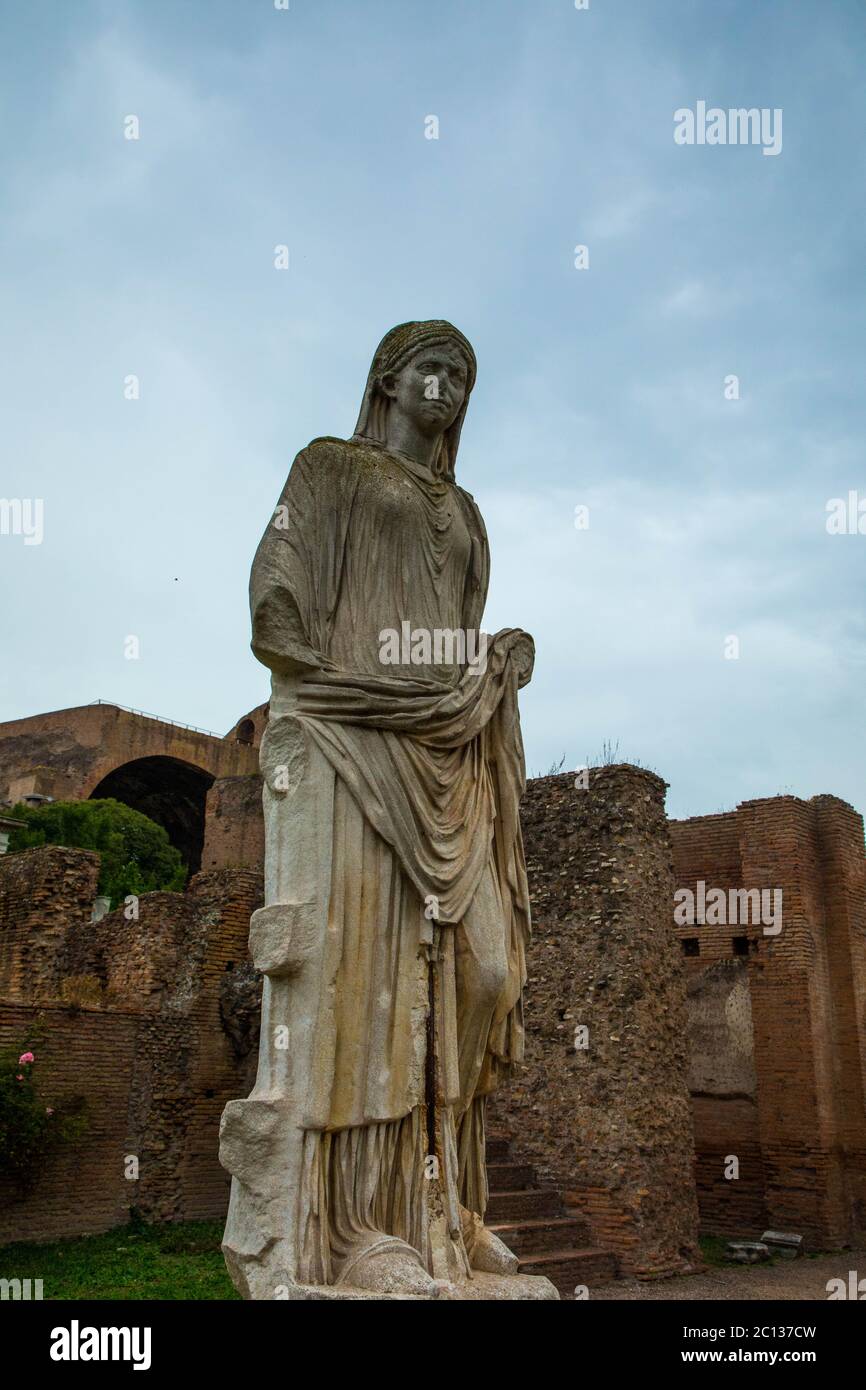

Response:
(0, 847), (262, 1244)
(0, 846), (100, 1002)
(670, 795), (866, 1247)
(201, 775), (264, 872)
(685, 961), (767, 1235)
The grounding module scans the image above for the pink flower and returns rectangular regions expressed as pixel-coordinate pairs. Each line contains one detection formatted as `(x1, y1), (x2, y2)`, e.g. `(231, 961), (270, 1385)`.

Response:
(45, 1107), (54, 1116)
(18, 1052), (35, 1064)
(16, 1074), (24, 1081)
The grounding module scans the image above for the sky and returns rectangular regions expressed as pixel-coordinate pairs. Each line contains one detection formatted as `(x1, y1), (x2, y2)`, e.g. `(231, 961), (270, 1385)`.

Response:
(1, 0), (864, 819)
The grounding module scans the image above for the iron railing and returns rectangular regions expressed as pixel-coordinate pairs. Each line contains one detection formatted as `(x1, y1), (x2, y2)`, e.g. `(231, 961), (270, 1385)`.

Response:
(88, 700), (222, 738)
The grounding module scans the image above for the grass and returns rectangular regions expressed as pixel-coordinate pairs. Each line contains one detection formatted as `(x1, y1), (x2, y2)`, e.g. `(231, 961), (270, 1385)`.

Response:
(2, 1224), (829, 1299)
(0, 1218), (240, 1300)
(699, 1234), (737, 1267)
(528, 740), (660, 780)
(699, 1234), (824, 1269)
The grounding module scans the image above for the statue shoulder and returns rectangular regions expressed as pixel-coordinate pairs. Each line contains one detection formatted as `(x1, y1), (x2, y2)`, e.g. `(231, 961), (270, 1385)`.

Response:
(273, 437), (379, 516)
(277, 436), (357, 497)
(295, 435), (352, 469)
(294, 435), (382, 476)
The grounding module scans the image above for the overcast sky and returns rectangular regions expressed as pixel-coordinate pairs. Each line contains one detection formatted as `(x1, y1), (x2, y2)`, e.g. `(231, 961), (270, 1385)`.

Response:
(1, 0), (864, 819)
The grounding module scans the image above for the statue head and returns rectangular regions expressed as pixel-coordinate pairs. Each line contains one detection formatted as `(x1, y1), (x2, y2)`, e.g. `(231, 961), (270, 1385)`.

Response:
(352, 320), (477, 481)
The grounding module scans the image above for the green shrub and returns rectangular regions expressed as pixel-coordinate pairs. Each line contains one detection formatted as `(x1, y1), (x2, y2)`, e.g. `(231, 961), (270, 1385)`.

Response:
(7, 798), (186, 908)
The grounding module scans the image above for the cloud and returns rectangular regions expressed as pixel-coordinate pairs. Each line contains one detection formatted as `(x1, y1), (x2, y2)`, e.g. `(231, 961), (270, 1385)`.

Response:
(2, 0), (865, 825)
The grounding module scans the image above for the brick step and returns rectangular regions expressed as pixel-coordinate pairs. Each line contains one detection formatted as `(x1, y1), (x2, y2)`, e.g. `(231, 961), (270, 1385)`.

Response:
(487, 1215), (594, 1255)
(485, 1162), (536, 1191)
(484, 1189), (564, 1222)
(485, 1136), (511, 1162)
(517, 1247), (618, 1298)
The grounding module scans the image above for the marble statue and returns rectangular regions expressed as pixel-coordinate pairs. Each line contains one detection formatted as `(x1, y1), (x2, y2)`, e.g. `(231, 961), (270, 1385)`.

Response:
(220, 321), (557, 1300)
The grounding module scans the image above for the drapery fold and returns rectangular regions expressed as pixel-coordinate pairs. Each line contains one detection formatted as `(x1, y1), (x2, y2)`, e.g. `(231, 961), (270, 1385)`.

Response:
(251, 437), (533, 1129)
(296, 624), (532, 924)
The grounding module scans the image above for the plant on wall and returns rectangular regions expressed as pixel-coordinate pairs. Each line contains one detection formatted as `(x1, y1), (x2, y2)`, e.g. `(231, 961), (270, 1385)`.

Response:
(0, 1029), (88, 1195)
(7, 798), (186, 908)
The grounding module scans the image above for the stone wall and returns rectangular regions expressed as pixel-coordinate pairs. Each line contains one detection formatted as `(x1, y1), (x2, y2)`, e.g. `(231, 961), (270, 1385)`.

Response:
(488, 766), (700, 1278)
(670, 795), (866, 1247)
(0, 846), (262, 1244)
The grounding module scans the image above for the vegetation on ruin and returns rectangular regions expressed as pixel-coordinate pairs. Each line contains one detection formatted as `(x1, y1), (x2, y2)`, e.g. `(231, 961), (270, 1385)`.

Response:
(7, 798), (187, 907)
(0, 1219), (239, 1300)
(0, 1031), (88, 1194)
(529, 741), (659, 778)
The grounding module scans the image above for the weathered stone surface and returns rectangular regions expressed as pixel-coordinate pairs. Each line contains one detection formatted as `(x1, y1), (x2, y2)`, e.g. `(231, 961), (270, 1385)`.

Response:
(761, 1230), (804, 1258)
(247, 902), (317, 976)
(727, 1241), (770, 1264)
(221, 321), (557, 1300)
(219, 960), (262, 1060)
(488, 765), (701, 1279)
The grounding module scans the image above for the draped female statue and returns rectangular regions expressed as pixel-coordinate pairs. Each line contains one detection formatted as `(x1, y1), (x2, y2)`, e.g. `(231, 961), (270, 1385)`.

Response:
(220, 321), (557, 1300)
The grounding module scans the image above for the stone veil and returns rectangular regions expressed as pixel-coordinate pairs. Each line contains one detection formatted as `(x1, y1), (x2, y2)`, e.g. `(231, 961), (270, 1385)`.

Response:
(220, 321), (558, 1300)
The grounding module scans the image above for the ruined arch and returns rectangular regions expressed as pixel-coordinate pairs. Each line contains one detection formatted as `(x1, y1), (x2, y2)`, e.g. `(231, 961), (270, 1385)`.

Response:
(88, 756), (215, 874)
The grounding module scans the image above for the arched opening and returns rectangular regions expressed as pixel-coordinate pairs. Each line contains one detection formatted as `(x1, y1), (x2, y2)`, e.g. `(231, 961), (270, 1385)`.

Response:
(236, 719), (255, 746)
(89, 756), (215, 874)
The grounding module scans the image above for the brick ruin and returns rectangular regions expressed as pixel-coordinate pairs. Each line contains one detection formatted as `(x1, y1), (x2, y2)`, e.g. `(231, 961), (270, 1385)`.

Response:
(487, 767), (700, 1277)
(1, 701), (865, 1274)
(0, 702), (263, 873)
(670, 796), (866, 1248)
(201, 775), (265, 874)
(0, 754), (703, 1277)
(0, 845), (261, 1244)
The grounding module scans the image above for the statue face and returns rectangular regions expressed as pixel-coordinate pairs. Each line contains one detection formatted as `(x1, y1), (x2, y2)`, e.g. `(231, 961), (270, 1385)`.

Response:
(382, 346), (468, 439)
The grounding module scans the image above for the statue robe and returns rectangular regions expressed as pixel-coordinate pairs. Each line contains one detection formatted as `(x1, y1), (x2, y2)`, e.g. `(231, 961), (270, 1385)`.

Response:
(249, 435), (533, 1273)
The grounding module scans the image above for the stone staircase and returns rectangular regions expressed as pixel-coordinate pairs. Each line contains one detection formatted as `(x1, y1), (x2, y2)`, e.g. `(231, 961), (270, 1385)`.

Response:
(485, 1137), (617, 1298)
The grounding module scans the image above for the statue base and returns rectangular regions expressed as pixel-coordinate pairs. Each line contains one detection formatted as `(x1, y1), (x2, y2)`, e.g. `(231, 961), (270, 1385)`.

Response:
(243, 1272), (559, 1301)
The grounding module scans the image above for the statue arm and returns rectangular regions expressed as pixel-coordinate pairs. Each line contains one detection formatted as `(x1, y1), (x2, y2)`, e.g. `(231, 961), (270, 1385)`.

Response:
(249, 445), (337, 677)
(250, 586), (321, 677)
